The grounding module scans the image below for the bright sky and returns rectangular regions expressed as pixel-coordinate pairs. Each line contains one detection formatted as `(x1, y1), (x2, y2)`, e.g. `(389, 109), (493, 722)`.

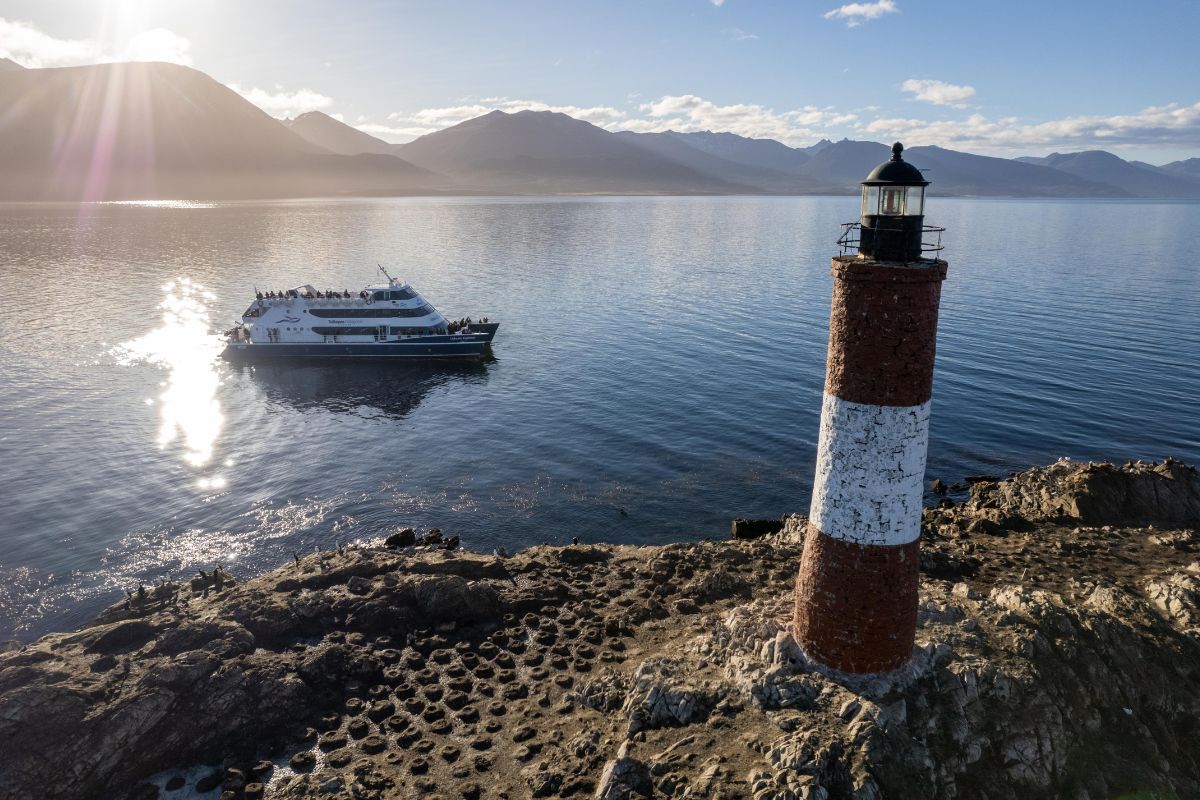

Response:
(2, 0), (1199, 164)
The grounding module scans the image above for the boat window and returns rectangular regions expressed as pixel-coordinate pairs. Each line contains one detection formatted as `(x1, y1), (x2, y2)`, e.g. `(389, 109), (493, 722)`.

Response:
(308, 305), (436, 319)
(388, 288), (417, 300)
(312, 326), (386, 336)
(372, 291), (388, 301)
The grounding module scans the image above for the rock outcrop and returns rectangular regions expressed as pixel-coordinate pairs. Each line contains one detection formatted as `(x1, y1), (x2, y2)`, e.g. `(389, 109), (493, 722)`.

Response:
(1, 459), (1198, 799)
(965, 457), (1200, 526)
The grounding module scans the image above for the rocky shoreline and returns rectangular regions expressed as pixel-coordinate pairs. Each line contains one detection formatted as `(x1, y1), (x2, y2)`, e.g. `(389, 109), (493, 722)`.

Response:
(3, 458), (1200, 800)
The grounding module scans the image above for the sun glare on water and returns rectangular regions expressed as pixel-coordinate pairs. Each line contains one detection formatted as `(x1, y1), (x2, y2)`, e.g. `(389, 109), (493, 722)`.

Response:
(115, 278), (225, 472)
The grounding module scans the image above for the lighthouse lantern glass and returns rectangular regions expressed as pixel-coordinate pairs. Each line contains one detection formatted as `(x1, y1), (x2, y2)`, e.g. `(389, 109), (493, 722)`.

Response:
(862, 184), (925, 216)
(861, 185), (880, 217)
(906, 185), (925, 215)
(879, 187), (903, 215)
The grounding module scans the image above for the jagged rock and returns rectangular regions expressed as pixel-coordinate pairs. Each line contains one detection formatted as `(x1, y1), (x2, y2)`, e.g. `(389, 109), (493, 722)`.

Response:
(621, 659), (722, 734)
(403, 575), (501, 624)
(385, 528), (416, 548)
(595, 743), (652, 799)
(968, 458), (1200, 526)
(684, 569), (751, 603)
(575, 672), (631, 713)
(1145, 571), (1200, 631)
(731, 518), (785, 540)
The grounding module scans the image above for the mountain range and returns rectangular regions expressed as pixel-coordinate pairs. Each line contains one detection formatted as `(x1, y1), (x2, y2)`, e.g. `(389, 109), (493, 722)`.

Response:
(2, 61), (1199, 201)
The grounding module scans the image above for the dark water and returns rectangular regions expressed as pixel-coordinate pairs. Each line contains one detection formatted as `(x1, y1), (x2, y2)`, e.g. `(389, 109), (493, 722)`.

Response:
(1, 196), (1197, 640)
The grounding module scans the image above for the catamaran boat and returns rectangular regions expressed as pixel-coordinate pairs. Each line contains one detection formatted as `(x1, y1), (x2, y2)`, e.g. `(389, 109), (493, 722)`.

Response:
(222, 268), (498, 360)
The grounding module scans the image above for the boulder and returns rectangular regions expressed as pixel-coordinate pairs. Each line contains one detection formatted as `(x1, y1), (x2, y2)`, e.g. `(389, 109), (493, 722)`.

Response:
(384, 528), (416, 548)
(595, 743), (652, 799)
(968, 459), (1200, 526)
(404, 575), (501, 624)
(731, 518), (785, 540)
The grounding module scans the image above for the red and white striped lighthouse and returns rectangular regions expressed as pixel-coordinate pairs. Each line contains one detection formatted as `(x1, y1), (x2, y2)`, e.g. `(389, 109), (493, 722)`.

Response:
(793, 143), (948, 675)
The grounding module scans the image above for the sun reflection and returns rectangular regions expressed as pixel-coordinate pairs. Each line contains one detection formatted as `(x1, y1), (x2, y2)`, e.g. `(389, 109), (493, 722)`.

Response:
(115, 278), (224, 469)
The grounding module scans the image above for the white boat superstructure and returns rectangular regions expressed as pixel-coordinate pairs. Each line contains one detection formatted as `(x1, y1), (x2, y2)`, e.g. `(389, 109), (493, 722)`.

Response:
(223, 269), (498, 360)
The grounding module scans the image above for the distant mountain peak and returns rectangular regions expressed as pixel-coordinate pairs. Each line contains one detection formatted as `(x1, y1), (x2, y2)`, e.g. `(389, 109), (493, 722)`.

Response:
(0, 57), (27, 72)
(283, 108), (404, 157)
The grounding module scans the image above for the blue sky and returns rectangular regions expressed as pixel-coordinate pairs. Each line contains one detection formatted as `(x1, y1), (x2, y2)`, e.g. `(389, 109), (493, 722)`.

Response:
(2, 0), (1199, 163)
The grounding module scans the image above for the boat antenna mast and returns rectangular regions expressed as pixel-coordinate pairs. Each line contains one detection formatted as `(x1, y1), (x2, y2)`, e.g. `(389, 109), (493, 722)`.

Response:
(378, 263), (399, 286)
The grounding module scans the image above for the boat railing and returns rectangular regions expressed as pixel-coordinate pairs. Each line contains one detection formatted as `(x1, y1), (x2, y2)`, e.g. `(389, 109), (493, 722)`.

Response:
(256, 295), (363, 307)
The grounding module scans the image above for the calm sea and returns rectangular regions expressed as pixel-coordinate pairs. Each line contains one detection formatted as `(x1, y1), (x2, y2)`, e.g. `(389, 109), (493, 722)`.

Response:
(1, 196), (1198, 639)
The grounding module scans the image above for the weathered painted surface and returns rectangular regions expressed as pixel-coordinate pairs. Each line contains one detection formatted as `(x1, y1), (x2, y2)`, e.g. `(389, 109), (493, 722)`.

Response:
(793, 254), (948, 675)
(809, 395), (930, 548)
(823, 256), (946, 408)
(792, 527), (920, 674)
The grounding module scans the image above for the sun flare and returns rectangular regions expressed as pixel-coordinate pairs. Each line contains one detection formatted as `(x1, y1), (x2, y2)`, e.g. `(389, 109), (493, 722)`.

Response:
(114, 277), (224, 469)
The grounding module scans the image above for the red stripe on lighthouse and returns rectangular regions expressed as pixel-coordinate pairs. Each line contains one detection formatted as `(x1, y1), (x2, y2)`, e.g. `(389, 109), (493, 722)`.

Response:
(793, 531), (920, 674)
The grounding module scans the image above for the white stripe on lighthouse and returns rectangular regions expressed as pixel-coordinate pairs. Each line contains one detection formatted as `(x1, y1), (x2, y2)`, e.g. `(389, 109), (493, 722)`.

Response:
(808, 393), (930, 547)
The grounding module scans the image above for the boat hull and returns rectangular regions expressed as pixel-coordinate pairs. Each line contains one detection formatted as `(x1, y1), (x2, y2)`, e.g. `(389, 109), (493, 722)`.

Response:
(222, 338), (488, 361)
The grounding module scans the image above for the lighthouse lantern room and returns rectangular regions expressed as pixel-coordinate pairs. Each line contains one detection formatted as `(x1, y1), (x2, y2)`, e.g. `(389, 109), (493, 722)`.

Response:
(856, 142), (931, 263)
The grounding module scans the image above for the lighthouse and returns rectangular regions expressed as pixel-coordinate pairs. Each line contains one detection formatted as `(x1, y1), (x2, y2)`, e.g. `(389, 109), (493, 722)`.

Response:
(792, 143), (948, 675)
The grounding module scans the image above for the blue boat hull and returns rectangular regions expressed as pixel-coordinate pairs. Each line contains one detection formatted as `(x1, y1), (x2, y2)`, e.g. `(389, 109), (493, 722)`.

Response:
(222, 337), (489, 361)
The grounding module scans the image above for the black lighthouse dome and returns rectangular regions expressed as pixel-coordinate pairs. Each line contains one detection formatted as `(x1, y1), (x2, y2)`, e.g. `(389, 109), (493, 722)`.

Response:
(864, 142), (929, 186)
(854, 142), (937, 263)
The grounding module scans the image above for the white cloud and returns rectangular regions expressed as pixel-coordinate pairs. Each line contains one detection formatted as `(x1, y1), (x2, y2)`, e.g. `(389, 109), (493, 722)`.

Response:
(711, 0), (726, 6)
(901, 79), (975, 108)
(864, 100), (1200, 153)
(121, 28), (192, 65)
(636, 94), (857, 145)
(356, 123), (418, 140)
(370, 91), (1200, 156)
(0, 17), (191, 67)
(376, 98), (629, 141)
(370, 94), (859, 146)
(0, 17), (102, 66)
(823, 0), (898, 27)
(726, 28), (759, 41)
(226, 83), (334, 118)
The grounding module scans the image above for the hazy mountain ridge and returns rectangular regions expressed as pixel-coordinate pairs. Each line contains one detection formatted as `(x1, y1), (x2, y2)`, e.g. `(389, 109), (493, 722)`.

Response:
(1, 61), (1198, 200)
(393, 110), (753, 193)
(0, 62), (446, 200)
(283, 111), (399, 157)
(1017, 151), (1200, 198)
(1160, 158), (1200, 179)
